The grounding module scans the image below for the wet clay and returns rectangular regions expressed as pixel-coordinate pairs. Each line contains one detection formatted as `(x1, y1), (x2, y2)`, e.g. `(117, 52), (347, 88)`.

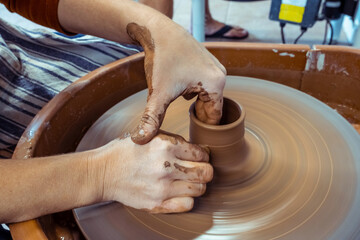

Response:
(190, 97), (248, 186)
(163, 161), (170, 168)
(126, 22), (154, 96)
(74, 76), (360, 240)
(126, 23), (157, 144)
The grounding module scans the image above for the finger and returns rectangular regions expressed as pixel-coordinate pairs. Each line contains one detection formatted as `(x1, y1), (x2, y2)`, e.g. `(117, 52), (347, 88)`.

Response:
(167, 181), (206, 199)
(156, 131), (209, 162)
(131, 94), (170, 145)
(126, 23), (155, 90)
(150, 197), (194, 213)
(173, 140), (210, 163)
(195, 93), (223, 125)
(170, 160), (213, 183)
(128, 22), (163, 145)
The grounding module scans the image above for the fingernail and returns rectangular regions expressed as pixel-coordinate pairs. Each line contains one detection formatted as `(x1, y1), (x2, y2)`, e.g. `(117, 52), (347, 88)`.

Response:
(131, 125), (146, 144)
(130, 124), (158, 145)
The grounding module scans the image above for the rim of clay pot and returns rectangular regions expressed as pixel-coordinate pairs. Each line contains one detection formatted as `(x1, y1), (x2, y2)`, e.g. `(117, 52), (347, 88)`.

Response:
(189, 97), (245, 131)
(189, 97), (246, 147)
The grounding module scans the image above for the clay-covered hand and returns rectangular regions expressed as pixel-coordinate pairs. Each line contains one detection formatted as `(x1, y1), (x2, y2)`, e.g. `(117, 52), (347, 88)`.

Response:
(100, 131), (213, 213)
(127, 23), (226, 145)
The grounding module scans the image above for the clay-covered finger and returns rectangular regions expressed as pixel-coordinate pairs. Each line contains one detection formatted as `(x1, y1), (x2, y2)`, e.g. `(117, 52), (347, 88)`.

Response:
(170, 160), (213, 183)
(167, 181), (206, 199)
(174, 140), (210, 163)
(150, 197), (194, 213)
(131, 94), (170, 145)
(195, 93), (223, 125)
(156, 131), (209, 162)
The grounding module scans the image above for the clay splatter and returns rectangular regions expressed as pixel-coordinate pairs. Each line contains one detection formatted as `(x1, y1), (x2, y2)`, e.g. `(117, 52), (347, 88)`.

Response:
(164, 161), (171, 168)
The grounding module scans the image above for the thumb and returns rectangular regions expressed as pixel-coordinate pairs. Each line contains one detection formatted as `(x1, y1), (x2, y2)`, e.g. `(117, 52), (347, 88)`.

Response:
(131, 94), (170, 145)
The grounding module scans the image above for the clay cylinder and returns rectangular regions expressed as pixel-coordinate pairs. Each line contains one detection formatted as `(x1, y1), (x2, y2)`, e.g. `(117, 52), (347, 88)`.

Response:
(189, 97), (245, 186)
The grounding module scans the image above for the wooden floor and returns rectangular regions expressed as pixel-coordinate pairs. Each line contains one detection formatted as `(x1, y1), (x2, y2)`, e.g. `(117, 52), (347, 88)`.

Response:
(173, 0), (350, 46)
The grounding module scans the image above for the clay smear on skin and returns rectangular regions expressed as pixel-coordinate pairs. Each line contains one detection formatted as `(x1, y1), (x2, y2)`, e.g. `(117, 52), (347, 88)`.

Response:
(127, 23), (160, 143)
(157, 132), (182, 145)
(164, 161), (171, 168)
(126, 23), (155, 97)
(174, 163), (204, 180)
(157, 132), (209, 161)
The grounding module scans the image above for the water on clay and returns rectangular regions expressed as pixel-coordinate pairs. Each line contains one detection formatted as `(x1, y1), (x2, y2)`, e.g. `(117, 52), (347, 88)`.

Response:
(74, 76), (360, 240)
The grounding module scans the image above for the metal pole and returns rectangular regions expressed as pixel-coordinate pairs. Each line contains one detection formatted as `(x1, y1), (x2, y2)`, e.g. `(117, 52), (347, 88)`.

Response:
(329, 15), (344, 43)
(191, 0), (205, 42)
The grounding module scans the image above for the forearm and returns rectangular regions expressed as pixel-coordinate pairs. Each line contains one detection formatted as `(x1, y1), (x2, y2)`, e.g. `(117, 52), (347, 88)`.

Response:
(0, 150), (104, 223)
(57, 0), (181, 44)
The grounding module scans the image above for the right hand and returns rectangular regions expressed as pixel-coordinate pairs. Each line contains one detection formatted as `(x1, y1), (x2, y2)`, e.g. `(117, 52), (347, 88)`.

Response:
(99, 131), (213, 213)
(127, 22), (226, 145)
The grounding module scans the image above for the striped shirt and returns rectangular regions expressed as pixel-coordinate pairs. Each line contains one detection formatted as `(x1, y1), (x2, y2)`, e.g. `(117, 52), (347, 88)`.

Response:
(0, 15), (141, 159)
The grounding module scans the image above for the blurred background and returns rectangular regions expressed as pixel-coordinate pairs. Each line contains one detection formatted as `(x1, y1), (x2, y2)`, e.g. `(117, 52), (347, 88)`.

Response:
(173, 0), (358, 46)
(0, 0), (359, 47)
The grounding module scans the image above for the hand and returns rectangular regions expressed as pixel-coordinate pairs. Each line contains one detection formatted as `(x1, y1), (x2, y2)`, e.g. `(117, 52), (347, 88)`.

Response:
(127, 22), (226, 144)
(100, 131), (213, 213)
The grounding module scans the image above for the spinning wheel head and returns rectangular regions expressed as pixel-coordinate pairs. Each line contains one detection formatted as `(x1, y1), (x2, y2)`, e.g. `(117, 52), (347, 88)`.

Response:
(74, 76), (360, 239)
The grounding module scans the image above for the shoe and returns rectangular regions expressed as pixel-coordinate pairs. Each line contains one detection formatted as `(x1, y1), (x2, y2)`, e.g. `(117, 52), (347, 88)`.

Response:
(205, 25), (249, 39)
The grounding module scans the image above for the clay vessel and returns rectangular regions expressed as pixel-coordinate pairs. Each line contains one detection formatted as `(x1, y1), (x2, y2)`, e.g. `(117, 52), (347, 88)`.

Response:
(189, 97), (246, 186)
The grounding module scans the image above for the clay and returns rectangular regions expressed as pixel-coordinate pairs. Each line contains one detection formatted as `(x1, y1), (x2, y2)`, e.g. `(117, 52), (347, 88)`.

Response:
(126, 23), (156, 144)
(126, 22), (154, 96)
(163, 161), (171, 168)
(73, 76), (360, 240)
(189, 97), (247, 186)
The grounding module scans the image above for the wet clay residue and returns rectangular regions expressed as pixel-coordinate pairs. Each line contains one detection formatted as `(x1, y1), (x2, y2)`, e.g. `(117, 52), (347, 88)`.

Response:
(174, 163), (189, 173)
(174, 163), (204, 179)
(164, 161), (171, 168)
(127, 23), (159, 145)
(130, 121), (158, 145)
(198, 144), (210, 155)
(126, 23), (155, 98)
(181, 84), (206, 101)
(157, 131), (188, 145)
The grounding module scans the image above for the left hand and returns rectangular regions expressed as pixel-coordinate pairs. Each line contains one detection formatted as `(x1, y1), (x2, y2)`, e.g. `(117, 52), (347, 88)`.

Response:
(100, 131), (213, 213)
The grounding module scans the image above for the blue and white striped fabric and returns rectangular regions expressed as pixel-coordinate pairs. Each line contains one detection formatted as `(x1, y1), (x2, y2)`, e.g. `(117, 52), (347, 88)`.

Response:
(0, 17), (141, 159)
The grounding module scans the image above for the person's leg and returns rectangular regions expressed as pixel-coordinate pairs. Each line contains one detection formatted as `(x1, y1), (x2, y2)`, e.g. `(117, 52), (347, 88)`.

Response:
(204, 0), (248, 39)
(138, 0), (173, 18)
(140, 0), (247, 39)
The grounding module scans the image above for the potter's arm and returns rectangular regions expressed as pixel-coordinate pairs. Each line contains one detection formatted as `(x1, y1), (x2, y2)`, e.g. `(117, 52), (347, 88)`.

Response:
(0, 133), (212, 223)
(58, 0), (227, 144)
(0, 149), (102, 223)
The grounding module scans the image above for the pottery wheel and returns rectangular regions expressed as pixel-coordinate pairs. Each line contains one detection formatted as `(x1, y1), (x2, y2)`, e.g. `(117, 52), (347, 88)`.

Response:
(74, 76), (360, 239)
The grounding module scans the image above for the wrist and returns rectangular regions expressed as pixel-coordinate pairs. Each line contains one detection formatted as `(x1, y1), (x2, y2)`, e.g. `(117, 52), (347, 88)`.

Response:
(89, 138), (130, 202)
(80, 145), (113, 204)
